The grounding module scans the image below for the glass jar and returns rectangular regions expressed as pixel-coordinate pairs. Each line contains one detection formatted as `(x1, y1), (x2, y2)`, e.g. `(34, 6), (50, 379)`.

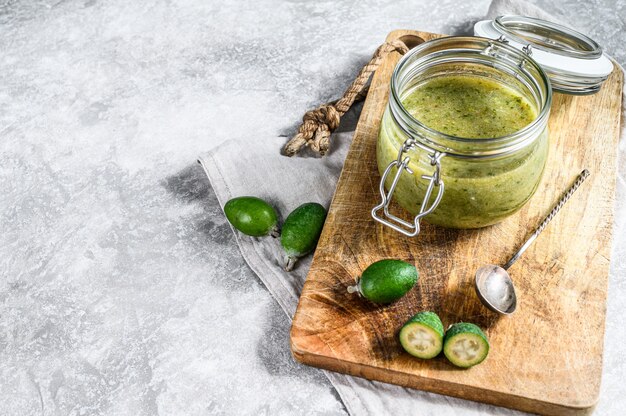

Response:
(372, 37), (552, 236)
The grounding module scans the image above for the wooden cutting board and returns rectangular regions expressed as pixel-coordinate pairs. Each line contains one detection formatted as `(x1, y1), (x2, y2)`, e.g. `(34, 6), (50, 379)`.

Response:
(290, 30), (624, 415)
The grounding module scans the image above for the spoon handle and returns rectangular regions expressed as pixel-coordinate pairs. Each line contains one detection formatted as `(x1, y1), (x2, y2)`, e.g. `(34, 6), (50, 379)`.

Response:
(503, 169), (590, 270)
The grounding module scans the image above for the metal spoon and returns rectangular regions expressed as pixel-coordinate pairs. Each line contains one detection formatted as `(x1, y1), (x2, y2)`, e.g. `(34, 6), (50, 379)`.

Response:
(474, 169), (590, 315)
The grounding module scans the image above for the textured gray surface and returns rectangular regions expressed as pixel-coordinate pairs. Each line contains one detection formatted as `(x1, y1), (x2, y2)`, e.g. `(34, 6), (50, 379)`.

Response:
(1, 0), (624, 415)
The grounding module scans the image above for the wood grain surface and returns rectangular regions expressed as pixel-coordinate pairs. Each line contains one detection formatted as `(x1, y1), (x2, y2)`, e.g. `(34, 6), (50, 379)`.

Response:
(289, 30), (624, 415)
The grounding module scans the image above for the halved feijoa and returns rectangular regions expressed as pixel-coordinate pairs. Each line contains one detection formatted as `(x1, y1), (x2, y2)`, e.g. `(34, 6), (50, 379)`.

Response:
(224, 196), (279, 237)
(355, 259), (418, 304)
(399, 311), (444, 359)
(280, 202), (326, 271)
(443, 322), (489, 368)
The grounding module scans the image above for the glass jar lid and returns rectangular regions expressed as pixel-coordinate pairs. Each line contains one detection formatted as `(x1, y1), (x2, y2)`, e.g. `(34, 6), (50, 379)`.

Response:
(474, 15), (613, 95)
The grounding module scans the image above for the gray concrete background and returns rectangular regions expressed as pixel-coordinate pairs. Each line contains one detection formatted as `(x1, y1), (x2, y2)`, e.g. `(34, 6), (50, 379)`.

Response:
(1, 1), (624, 415)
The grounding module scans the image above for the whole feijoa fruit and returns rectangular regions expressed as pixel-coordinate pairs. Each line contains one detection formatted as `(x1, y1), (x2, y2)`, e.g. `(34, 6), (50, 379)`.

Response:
(280, 202), (326, 271)
(223, 196), (279, 237)
(349, 259), (418, 304)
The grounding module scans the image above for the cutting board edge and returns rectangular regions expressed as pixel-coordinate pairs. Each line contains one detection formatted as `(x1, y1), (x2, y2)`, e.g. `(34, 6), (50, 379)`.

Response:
(290, 337), (598, 415)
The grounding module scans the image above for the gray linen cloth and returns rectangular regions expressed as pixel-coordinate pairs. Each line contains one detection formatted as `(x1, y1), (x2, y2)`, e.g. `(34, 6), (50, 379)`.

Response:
(199, 0), (626, 414)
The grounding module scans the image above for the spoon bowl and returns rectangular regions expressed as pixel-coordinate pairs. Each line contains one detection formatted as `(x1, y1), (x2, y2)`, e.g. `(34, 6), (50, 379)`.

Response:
(474, 265), (517, 315)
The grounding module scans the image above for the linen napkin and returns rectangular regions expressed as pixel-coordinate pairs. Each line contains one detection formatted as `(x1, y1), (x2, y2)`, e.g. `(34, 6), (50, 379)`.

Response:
(199, 1), (626, 414)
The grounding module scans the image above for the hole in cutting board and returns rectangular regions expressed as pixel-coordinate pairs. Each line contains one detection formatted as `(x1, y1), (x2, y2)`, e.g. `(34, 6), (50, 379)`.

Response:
(398, 35), (425, 49)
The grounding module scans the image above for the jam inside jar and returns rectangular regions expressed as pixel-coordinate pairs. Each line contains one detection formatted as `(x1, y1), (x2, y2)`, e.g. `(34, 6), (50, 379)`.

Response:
(374, 37), (552, 233)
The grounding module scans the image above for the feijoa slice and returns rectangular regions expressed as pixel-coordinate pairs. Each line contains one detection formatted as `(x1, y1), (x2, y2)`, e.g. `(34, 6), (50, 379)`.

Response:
(349, 259), (418, 304)
(224, 196), (279, 237)
(399, 311), (444, 359)
(443, 323), (489, 368)
(280, 202), (326, 271)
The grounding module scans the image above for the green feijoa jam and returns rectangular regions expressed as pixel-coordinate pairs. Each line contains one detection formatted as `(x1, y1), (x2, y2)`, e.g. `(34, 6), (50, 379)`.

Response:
(358, 259), (418, 304)
(224, 196), (278, 237)
(443, 322), (490, 368)
(402, 75), (536, 138)
(399, 311), (444, 359)
(280, 202), (327, 271)
(377, 74), (547, 229)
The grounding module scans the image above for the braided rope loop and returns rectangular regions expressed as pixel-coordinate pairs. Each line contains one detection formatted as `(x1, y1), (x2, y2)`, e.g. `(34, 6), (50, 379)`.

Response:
(283, 39), (409, 156)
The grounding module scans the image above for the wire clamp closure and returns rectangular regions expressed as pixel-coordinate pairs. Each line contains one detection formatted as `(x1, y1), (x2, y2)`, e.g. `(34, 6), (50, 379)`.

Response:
(371, 138), (446, 237)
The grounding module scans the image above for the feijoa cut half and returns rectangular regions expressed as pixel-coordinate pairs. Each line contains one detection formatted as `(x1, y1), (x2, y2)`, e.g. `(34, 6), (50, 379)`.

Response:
(443, 322), (489, 368)
(348, 259), (418, 304)
(280, 202), (326, 271)
(399, 311), (444, 359)
(224, 196), (279, 237)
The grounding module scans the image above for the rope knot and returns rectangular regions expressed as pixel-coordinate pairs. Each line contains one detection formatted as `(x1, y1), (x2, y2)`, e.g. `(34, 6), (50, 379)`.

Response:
(283, 104), (341, 156)
(303, 104), (341, 130)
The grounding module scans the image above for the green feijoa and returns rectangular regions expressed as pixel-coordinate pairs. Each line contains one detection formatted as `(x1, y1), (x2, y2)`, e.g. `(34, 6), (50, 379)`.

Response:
(443, 322), (490, 368)
(223, 196), (279, 237)
(399, 311), (444, 359)
(280, 202), (326, 271)
(357, 259), (418, 304)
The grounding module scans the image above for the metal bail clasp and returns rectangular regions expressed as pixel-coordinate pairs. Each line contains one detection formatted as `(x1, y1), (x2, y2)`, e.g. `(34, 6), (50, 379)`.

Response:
(482, 36), (509, 57)
(371, 138), (446, 237)
(519, 44), (533, 70)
